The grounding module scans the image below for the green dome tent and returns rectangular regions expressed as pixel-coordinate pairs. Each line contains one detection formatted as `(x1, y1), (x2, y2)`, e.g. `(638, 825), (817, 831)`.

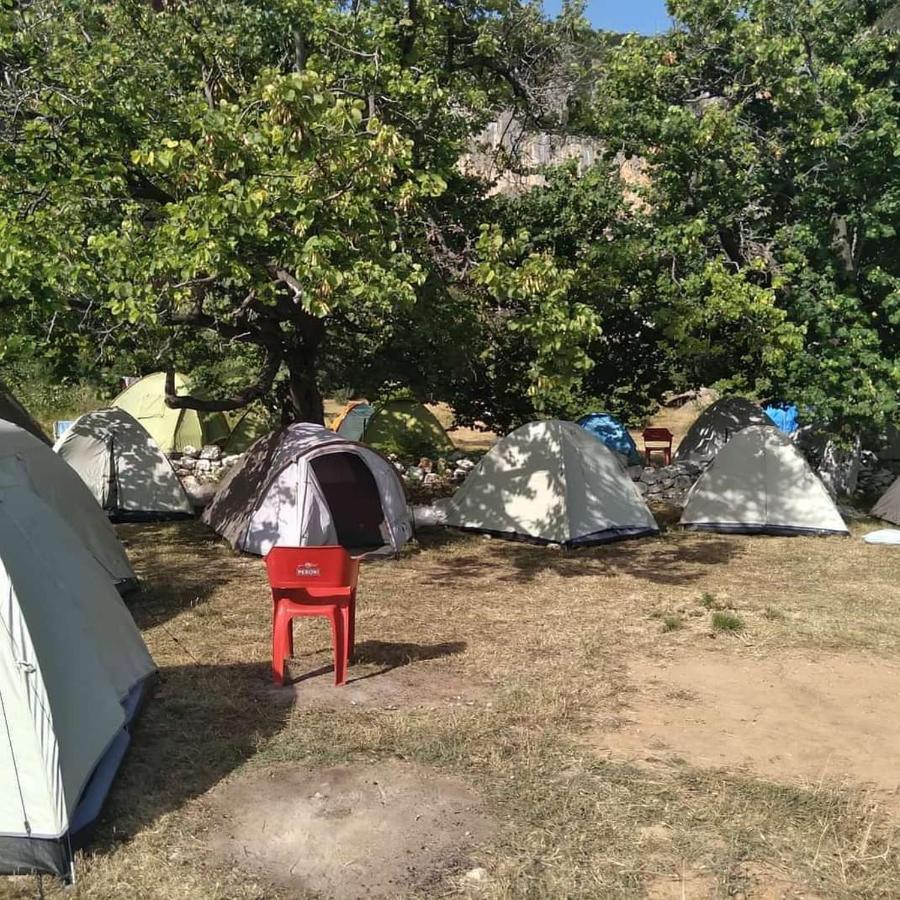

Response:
(223, 405), (276, 454)
(113, 372), (229, 453)
(363, 399), (454, 457)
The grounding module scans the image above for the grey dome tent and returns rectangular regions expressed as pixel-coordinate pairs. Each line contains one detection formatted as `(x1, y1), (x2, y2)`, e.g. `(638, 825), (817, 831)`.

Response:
(0, 379), (50, 445)
(203, 424), (412, 556)
(872, 476), (900, 525)
(54, 408), (193, 520)
(674, 397), (773, 462)
(443, 420), (659, 546)
(680, 425), (848, 536)
(0, 419), (137, 591)
(0, 474), (155, 877)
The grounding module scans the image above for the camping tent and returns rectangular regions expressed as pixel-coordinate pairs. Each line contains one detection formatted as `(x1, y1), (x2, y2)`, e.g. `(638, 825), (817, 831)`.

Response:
(331, 400), (376, 442)
(443, 420), (659, 546)
(763, 403), (799, 435)
(674, 397), (773, 462)
(680, 425), (848, 536)
(113, 372), (230, 453)
(0, 419), (137, 590)
(577, 412), (641, 464)
(203, 424), (413, 556)
(872, 476), (900, 525)
(223, 405), (276, 454)
(0, 477), (155, 877)
(0, 380), (50, 445)
(362, 399), (454, 457)
(54, 408), (193, 520)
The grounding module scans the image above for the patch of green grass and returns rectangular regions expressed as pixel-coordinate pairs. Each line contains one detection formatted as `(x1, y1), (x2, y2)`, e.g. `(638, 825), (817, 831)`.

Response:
(712, 610), (745, 633)
(662, 615), (683, 632)
(700, 592), (718, 609)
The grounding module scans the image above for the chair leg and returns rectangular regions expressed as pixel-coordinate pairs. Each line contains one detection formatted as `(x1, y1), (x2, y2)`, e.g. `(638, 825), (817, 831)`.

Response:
(272, 604), (287, 686)
(286, 617), (294, 658)
(330, 606), (347, 686)
(348, 592), (356, 661)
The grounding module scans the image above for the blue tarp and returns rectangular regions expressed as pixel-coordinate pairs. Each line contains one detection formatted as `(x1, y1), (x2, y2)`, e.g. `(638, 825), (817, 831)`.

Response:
(577, 412), (642, 464)
(763, 404), (799, 434)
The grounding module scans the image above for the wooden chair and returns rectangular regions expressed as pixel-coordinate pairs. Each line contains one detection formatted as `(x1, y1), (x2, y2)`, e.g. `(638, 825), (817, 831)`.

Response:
(642, 427), (674, 465)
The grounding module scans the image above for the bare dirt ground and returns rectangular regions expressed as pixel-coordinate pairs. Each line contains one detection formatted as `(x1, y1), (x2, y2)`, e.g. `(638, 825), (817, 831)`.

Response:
(208, 761), (493, 899)
(4, 519), (900, 899)
(593, 652), (900, 812)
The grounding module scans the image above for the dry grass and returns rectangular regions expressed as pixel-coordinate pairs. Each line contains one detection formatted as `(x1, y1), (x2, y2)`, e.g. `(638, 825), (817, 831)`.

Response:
(4, 519), (900, 899)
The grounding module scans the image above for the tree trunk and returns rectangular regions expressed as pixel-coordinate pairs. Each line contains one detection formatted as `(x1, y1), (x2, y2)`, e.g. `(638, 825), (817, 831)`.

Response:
(286, 351), (324, 425)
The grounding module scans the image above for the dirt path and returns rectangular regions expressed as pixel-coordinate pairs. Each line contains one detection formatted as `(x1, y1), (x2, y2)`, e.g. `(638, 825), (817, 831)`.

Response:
(208, 761), (493, 899)
(592, 651), (900, 811)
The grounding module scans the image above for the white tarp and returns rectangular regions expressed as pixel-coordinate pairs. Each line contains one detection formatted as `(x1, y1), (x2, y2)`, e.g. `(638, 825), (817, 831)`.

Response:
(443, 420), (659, 545)
(680, 425), (848, 535)
(54, 408), (192, 517)
(0, 420), (135, 588)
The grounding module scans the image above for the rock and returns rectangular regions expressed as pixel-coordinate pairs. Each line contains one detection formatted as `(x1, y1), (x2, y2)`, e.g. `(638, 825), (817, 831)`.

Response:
(641, 468), (661, 484)
(181, 445), (200, 459)
(435, 458), (449, 474)
(178, 457), (197, 471)
(393, 461), (405, 473)
(452, 467), (469, 482)
(195, 459), (214, 474)
(181, 475), (217, 509)
(200, 444), (222, 461)
(221, 454), (242, 468)
(674, 475), (693, 490)
(464, 867), (488, 883)
(417, 457), (433, 472)
(626, 465), (643, 481)
(457, 458), (476, 472)
(405, 466), (425, 483)
(635, 482), (649, 495)
(423, 472), (441, 486)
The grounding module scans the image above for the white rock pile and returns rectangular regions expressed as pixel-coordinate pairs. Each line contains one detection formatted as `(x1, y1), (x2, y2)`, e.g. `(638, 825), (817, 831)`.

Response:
(168, 445), (244, 508)
(627, 459), (707, 507)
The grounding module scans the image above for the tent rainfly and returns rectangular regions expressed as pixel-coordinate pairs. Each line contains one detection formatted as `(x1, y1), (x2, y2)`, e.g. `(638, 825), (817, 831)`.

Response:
(223, 405), (275, 454)
(331, 400), (376, 442)
(113, 372), (230, 453)
(202, 424), (412, 556)
(0, 419), (137, 591)
(54, 408), (193, 520)
(362, 399), (454, 457)
(674, 397), (773, 462)
(872, 475), (900, 525)
(0, 380), (50, 445)
(576, 412), (642, 464)
(680, 425), (848, 536)
(443, 420), (659, 546)
(0, 477), (155, 878)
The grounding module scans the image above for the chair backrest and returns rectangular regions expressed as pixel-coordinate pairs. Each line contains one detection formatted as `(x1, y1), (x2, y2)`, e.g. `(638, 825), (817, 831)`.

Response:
(643, 427), (673, 445)
(265, 546), (360, 590)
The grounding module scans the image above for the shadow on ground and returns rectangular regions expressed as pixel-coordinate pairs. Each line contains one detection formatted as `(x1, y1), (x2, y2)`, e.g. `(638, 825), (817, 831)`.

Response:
(118, 519), (256, 628)
(413, 528), (744, 586)
(288, 639), (468, 686)
(88, 660), (288, 853)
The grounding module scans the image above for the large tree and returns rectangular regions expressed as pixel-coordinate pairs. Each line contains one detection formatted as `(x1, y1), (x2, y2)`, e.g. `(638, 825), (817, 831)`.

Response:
(0, 0), (592, 422)
(575, 0), (900, 435)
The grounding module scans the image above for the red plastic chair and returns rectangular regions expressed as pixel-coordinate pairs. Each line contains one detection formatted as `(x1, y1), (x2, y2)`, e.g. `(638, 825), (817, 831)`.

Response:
(264, 546), (361, 686)
(643, 427), (674, 465)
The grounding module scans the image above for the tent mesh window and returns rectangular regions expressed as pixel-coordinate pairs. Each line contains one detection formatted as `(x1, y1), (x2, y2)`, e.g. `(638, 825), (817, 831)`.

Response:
(310, 453), (386, 552)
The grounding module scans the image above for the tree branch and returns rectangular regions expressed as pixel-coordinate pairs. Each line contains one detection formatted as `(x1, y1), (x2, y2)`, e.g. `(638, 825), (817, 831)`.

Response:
(163, 349), (282, 412)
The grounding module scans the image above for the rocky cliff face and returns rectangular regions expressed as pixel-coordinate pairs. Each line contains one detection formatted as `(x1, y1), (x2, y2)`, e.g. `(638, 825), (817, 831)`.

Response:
(461, 112), (646, 197)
